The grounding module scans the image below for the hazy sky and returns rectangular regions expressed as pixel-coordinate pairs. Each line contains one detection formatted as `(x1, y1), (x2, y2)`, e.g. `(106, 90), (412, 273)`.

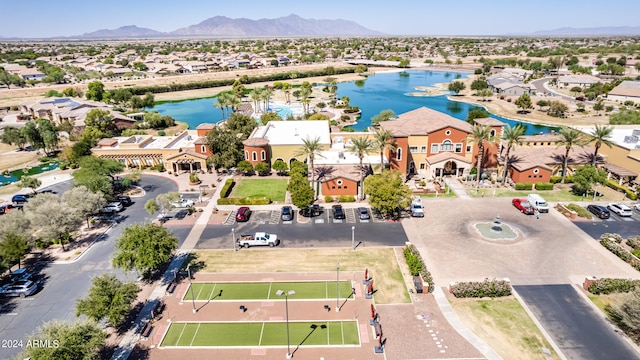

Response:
(2, 0), (639, 38)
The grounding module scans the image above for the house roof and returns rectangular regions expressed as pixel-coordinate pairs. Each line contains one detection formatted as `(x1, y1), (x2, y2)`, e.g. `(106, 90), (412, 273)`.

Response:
(473, 117), (505, 127)
(425, 152), (471, 165)
(379, 107), (473, 137)
(314, 164), (365, 182)
(248, 120), (331, 146)
(608, 80), (640, 98)
(504, 145), (598, 170)
(166, 149), (208, 161)
(242, 138), (269, 146)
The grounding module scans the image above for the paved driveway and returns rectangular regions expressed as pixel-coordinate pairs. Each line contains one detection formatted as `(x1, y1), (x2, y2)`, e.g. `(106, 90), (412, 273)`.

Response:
(515, 284), (639, 360)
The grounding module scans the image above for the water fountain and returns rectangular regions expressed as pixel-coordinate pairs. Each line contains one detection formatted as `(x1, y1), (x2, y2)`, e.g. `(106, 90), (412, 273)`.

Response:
(474, 214), (518, 241)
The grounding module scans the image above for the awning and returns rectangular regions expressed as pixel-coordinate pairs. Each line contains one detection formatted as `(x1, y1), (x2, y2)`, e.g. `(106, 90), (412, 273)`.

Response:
(602, 163), (637, 177)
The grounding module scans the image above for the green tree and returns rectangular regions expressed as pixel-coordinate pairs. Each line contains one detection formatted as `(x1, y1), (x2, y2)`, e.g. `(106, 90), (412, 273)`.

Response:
(466, 108), (490, 124)
(142, 92), (155, 109)
(536, 100), (549, 111)
(61, 186), (106, 227)
(470, 78), (488, 92)
(477, 89), (493, 101)
(19, 176), (42, 195)
(371, 109), (396, 126)
(348, 136), (374, 200)
(255, 162), (271, 176)
(295, 136), (325, 197)
(272, 159), (289, 175)
(260, 111), (282, 125)
(232, 79), (246, 99)
(0, 210), (31, 239)
(548, 101), (569, 117)
(364, 170), (412, 217)
(515, 93), (533, 112)
(571, 165), (607, 196)
(398, 59), (410, 68)
(373, 128), (396, 173)
(593, 99), (604, 114)
(290, 176), (314, 210)
(589, 124), (614, 166)
(610, 109), (640, 125)
(19, 320), (106, 360)
(76, 274), (140, 328)
(85, 81), (105, 101)
(82, 108), (117, 140)
(570, 86), (583, 96)
(23, 121), (44, 151)
(448, 81), (466, 94)
(37, 118), (59, 155)
(144, 199), (160, 216)
(0, 232), (30, 269)
(500, 124), (526, 184)
(610, 287), (640, 340)
(556, 127), (588, 183)
(237, 160), (254, 174)
(72, 157), (123, 196)
(112, 223), (178, 278)
(0, 126), (27, 149)
(62, 87), (83, 98)
(466, 125), (496, 193)
(23, 193), (82, 251)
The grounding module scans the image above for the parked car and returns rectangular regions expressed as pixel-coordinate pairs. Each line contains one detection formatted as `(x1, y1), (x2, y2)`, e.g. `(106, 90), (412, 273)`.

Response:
(11, 194), (28, 204)
(8, 268), (33, 283)
(171, 197), (195, 208)
(38, 189), (56, 194)
(332, 205), (346, 219)
(587, 204), (610, 219)
(575, 96), (586, 101)
(117, 195), (132, 206)
(512, 198), (535, 215)
(0, 280), (38, 298)
(527, 194), (549, 213)
(410, 197), (424, 217)
(607, 203), (633, 217)
(281, 206), (292, 221)
(0, 203), (15, 215)
(235, 206), (252, 222)
(100, 202), (124, 214)
(358, 207), (370, 220)
(301, 204), (322, 217)
(634, 203), (640, 211)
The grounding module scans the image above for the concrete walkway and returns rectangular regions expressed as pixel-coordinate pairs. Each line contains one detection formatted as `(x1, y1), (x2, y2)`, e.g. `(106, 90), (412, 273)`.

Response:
(443, 177), (472, 200)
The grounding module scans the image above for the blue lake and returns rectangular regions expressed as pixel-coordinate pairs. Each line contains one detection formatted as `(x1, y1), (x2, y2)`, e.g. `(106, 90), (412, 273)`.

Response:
(152, 70), (555, 135)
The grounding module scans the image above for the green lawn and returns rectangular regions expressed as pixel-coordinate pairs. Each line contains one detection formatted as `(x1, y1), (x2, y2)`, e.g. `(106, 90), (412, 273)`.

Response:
(161, 321), (359, 347)
(418, 186), (457, 198)
(187, 281), (354, 301)
(232, 178), (288, 202)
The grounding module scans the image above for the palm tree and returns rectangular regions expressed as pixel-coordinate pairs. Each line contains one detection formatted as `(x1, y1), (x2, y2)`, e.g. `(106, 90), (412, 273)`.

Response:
(295, 136), (325, 197)
(466, 125), (496, 193)
(589, 124), (614, 166)
(348, 136), (375, 200)
(300, 88), (312, 115)
(556, 127), (587, 184)
(373, 128), (396, 173)
(282, 82), (292, 104)
(215, 92), (233, 119)
(249, 88), (263, 114)
(500, 124), (526, 185)
(262, 87), (274, 112)
(227, 94), (241, 114)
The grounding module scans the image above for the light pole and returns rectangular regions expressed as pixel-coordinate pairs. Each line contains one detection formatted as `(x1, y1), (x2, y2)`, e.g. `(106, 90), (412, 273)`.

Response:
(276, 290), (295, 359)
(593, 182), (600, 201)
(336, 262), (340, 312)
(187, 265), (196, 313)
(232, 228), (237, 251)
(351, 226), (355, 250)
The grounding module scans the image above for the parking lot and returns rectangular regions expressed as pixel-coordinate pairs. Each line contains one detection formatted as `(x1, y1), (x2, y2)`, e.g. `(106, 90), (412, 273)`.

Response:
(222, 206), (383, 226)
(573, 204), (640, 239)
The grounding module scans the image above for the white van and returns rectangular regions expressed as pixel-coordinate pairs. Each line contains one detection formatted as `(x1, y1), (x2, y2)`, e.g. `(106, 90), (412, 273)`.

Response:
(410, 196), (424, 217)
(527, 194), (549, 213)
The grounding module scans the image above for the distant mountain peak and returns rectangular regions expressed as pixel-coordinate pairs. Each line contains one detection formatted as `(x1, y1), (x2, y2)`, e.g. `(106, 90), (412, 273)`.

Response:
(79, 25), (164, 39)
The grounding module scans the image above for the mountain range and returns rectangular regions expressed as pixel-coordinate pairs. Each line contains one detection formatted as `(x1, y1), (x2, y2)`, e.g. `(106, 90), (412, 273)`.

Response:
(72, 14), (383, 39)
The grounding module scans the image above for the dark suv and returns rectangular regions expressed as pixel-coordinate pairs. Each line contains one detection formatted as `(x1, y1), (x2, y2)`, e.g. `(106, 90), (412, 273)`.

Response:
(587, 204), (610, 219)
(11, 194), (28, 204)
(332, 205), (345, 219)
(281, 206), (292, 221)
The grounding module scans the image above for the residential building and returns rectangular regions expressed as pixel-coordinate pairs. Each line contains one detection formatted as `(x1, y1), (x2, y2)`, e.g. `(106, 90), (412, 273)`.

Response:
(607, 80), (640, 103)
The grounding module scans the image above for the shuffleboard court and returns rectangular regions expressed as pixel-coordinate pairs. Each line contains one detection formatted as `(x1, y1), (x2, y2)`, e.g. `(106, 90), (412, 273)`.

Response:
(186, 281), (354, 301)
(160, 321), (359, 347)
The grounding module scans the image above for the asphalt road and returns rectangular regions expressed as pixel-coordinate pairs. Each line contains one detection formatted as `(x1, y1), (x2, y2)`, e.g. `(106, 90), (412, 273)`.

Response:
(514, 284), (639, 360)
(0, 175), (178, 359)
(572, 208), (640, 239)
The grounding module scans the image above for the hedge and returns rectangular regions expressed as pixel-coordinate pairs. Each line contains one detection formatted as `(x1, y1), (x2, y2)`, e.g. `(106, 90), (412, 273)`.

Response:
(217, 197), (271, 205)
(600, 236), (640, 272)
(566, 203), (592, 219)
(605, 179), (638, 200)
(550, 175), (573, 184)
(588, 278), (640, 295)
(403, 245), (434, 293)
(515, 183), (533, 190)
(220, 179), (235, 198)
(451, 279), (512, 298)
(337, 195), (356, 202)
(324, 195), (334, 203)
(535, 182), (554, 190)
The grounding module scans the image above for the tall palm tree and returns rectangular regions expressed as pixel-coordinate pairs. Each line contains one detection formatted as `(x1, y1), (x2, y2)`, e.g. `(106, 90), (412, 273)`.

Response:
(282, 82), (292, 104)
(215, 92), (234, 119)
(249, 88), (263, 114)
(589, 124), (614, 166)
(227, 94), (241, 114)
(262, 87), (274, 112)
(348, 136), (375, 200)
(295, 137), (325, 197)
(466, 124), (496, 193)
(556, 127), (587, 184)
(213, 95), (227, 118)
(373, 128), (396, 173)
(500, 124), (526, 185)
(300, 88), (312, 115)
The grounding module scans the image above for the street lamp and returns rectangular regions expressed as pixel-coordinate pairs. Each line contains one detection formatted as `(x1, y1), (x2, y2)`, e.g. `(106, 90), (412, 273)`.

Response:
(351, 226), (355, 250)
(593, 182), (600, 201)
(187, 265), (197, 313)
(232, 228), (237, 251)
(276, 289), (295, 359)
(336, 262), (340, 312)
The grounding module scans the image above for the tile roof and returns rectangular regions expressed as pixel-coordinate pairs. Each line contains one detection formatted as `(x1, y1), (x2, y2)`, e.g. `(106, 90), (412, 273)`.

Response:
(314, 164), (365, 182)
(504, 145), (597, 170)
(473, 117), (505, 127)
(609, 80), (640, 98)
(425, 152), (471, 165)
(379, 107), (473, 137)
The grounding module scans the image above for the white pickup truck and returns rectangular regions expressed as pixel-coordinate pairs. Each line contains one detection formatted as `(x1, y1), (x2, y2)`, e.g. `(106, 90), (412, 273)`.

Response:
(410, 196), (424, 217)
(237, 232), (279, 248)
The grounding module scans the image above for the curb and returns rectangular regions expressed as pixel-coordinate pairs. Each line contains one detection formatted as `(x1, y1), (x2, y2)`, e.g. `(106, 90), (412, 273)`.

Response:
(52, 222), (115, 265)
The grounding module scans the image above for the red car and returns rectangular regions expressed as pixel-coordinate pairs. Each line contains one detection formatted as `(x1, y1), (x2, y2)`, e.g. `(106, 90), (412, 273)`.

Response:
(235, 206), (251, 222)
(512, 198), (535, 215)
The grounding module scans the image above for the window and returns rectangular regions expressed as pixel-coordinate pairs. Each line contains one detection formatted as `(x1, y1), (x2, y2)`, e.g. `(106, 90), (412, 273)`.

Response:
(344, 186), (348, 189)
(201, 145), (206, 153)
(132, 158), (140, 165)
(420, 146), (427, 153)
(146, 158), (153, 165)
(261, 150), (266, 160)
(409, 146), (418, 154)
(336, 179), (343, 185)
(490, 129), (496, 136)
(396, 148), (402, 161)
(441, 140), (453, 151)
(466, 145), (472, 152)
(455, 144), (462, 153)
(533, 142), (537, 146)
(419, 163), (426, 170)
(533, 168), (539, 174)
(252, 151), (257, 161)
(445, 129), (451, 135)
(245, 151), (249, 160)
(431, 144), (439, 153)
(158, 158), (163, 164)
(547, 142), (551, 145)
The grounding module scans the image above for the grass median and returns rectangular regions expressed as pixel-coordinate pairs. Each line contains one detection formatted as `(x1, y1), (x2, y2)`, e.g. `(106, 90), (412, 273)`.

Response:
(232, 178), (288, 202)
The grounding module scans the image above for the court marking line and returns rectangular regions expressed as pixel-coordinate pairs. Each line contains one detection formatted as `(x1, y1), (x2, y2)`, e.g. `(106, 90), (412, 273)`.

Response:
(174, 323), (188, 347)
(258, 321), (265, 346)
(190, 323), (201, 347)
(194, 283), (205, 300)
(341, 321), (345, 345)
(207, 283), (217, 300)
(267, 282), (273, 300)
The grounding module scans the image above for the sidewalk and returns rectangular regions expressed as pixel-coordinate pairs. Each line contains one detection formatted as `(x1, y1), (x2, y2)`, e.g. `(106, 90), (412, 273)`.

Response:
(443, 177), (472, 200)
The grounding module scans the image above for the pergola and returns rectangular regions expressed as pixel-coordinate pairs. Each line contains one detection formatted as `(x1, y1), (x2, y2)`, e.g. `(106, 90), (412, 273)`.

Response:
(602, 163), (638, 187)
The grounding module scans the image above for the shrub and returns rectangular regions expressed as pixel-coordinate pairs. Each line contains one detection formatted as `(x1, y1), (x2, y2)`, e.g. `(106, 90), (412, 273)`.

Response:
(217, 197), (271, 205)
(626, 236), (640, 250)
(515, 183), (533, 190)
(566, 203), (592, 219)
(451, 279), (512, 298)
(534, 182), (553, 190)
(605, 180), (638, 200)
(220, 179), (235, 198)
(403, 245), (434, 293)
(337, 195), (356, 202)
(189, 172), (200, 183)
(588, 278), (640, 295)
(324, 195), (334, 203)
(600, 236), (640, 272)
(157, 130), (166, 136)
